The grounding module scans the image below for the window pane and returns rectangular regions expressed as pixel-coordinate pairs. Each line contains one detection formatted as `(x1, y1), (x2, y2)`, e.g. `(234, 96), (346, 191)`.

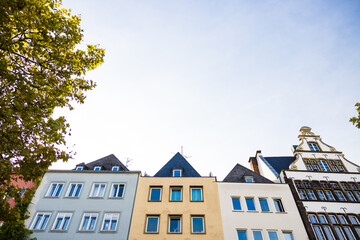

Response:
(40, 214), (50, 230)
(334, 227), (346, 240)
(323, 226), (335, 240)
(283, 232), (294, 240)
(274, 199), (284, 212)
(232, 198), (241, 210)
(268, 231), (279, 240)
(192, 217), (204, 233)
(81, 216), (89, 230)
(169, 218), (181, 233)
(237, 230), (247, 240)
(246, 198), (256, 211)
(89, 216), (97, 230)
(69, 184), (76, 197)
(171, 189), (182, 201)
(344, 227), (356, 240)
(191, 188), (202, 201)
(259, 199), (269, 212)
(146, 217), (159, 233)
(253, 231), (263, 240)
(150, 188), (161, 201)
(313, 226), (325, 240)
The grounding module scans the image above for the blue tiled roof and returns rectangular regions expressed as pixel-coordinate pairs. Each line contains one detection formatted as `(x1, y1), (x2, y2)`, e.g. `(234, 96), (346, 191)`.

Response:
(223, 163), (273, 183)
(260, 156), (295, 177)
(154, 152), (201, 177)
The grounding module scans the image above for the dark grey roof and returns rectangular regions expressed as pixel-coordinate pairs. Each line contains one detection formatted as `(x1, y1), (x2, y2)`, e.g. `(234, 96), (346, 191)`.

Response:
(223, 163), (273, 183)
(260, 156), (295, 177)
(74, 154), (129, 171)
(154, 152), (201, 177)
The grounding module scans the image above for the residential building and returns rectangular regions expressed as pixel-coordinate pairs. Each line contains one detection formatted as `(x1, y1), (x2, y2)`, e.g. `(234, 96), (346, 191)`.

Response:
(218, 163), (308, 240)
(128, 152), (224, 239)
(25, 154), (140, 240)
(250, 126), (360, 240)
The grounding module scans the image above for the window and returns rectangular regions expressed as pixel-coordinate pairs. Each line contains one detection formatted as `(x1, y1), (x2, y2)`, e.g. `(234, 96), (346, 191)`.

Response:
(112, 166), (119, 171)
(268, 231), (279, 240)
(309, 215), (318, 223)
(320, 182), (328, 188)
(346, 191), (356, 202)
(329, 215), (338, 224)
(80, 213), (98, 231)
(169, 215), (181, 233)
(354, 192), (360, 201)
(172, 169), (182, 177)
(319, 160), (331, 172)
(110, 184), (125, 198)
(307, 190), (317, 200)
(282, 232), (294, 240)
(90, 183), (106, 198)
(341, 183), (349, 189)
(149, 187), (162, 201)
(259, 198), (270, 212)
(309, 143), (320, 151)
(295, 181), (303, 188)
(307, 165), (313, 171)
(170, 187), (182, 201)
(303, 182), (311, 188)
(343, 227), (356, 240)
(237, 230), (247, 240)
(145, 216), (159, 233)
(76, 166), (83, 171)
(232, 197), (241, 210)
(334, 226), (346, 240)
(101, 213), (119, 231)
(298, 190), (307, 200)
(191, 216), (205, 233)
(333, 166), (339, 172)
(355, 227), (360, 238)
(253, 230), (263, 240)
(334, 191), (346, 201)
(330, 183), (339, 189)
(31, 212), (51, 230)
(349, 184), (357, 190)
(191, 187), (203, 201)
(339, 166), (345, 172)
(338, 215), (347, 224)
(245, 176), (254, 183)
(313, 165), (320, 171)
(323, 226), (335, 240)
(318, 215), (327, 223)
(316, 190), (327, 201)
(66, 183), (82, 197)
(94, 166), (101, 171)
(325, 190), (335, 201)
(349, 216), (360, 225)
(313, 226), (326, 240)
(52, 213), (72, 231)
(273, 199), (285, 212)
(46, 183), (64, 197)
(245, 198), (256, 211)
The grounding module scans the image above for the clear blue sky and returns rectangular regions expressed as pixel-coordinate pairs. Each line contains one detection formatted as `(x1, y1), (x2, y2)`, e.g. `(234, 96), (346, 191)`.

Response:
(52, 0), (360, 180)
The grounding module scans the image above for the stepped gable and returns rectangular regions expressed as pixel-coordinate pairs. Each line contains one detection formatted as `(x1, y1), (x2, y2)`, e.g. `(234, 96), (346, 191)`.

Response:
(74, 154), (129, 171)
(223, 163), (273, 183)
(260, 155), (295, 177)
(154, 152), (201, 177)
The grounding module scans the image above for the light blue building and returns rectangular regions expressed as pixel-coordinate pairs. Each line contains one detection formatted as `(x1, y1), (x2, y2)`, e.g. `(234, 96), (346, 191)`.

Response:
(25, 154), (140, 240)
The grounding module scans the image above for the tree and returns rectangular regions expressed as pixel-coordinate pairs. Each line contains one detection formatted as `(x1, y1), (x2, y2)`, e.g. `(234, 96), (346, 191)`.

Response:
(0, 0), (105, 238)
(350, 102), (360, 129)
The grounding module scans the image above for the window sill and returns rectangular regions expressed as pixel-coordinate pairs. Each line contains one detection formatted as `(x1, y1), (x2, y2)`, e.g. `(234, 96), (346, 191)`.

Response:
(232, 210), (244, 212)
(275, 211), (287, 214)
(247, 210), (259, 213)
(261, 211), (272, 213)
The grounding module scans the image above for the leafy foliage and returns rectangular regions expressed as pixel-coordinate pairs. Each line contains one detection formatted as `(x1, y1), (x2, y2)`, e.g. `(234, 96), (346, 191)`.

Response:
(0, 0), (104, 238)
(350, 102), (360, 129)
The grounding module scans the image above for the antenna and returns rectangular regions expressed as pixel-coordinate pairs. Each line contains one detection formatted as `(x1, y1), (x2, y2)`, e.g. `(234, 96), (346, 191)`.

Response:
(179, 146), (191, 159)
(125, 158), (133, 167)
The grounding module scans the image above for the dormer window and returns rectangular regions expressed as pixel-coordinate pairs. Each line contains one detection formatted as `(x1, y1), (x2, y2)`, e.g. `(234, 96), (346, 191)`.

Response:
(94, 166), (101, 171)
(112, 166), (119, 171)
(173, 169), (182, 177)
(309, 143), (320, 151)
(76, 166), (83, 171)
(245, 176), (254, 183)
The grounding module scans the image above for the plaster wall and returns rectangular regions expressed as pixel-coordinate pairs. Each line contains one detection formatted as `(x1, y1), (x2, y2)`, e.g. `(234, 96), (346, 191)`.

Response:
(218, 182), (308, 240)
(303, 201), (360, 214)
(128, 176), (224, 240)
(284, 171), (360, 182)
(25, 170), (139, 240)
(256, 155), (277, 182)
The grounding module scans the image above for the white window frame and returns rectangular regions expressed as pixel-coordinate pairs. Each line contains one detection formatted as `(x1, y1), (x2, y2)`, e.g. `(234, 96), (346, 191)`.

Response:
(46, 182), (64, 197)
(101, 213), (119, 232)
(149, 187), (162, 201)
(170, 187), (182, 201)
(76, 166), (83, 171)
(245, 176), (254, 183)
(282, 231), (294, 240)
(79, 213), (98, 231)
(252, 230), (263, 240)
(31, 212), (51, 230)
(52, 212), (72, 231)
(232, 197), (242, 211)
(109, 183), (125, 198)
(191, 216), (205, 233)
(190, 187), (203, 201)
(94, 166), (101, 171)
(172, 169), (182, 177)
(112, 166), (119, 171)
(267, 230), (279, 240)
(66, 183), (83, 198)
(89, 183), (107, 198)
(273, 198), (285, 212)
(168, 215), (182, 233)
(145, 215), (159, 233)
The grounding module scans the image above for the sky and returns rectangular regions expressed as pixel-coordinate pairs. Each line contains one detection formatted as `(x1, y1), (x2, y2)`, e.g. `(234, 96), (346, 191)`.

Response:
(51, 0), (360, 180)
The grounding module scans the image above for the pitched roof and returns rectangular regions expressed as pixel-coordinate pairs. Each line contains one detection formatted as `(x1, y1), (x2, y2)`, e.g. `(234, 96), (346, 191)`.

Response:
(154, 152), (201, 177)
(223, 163), (273, 183)
(74, 154), (129, 171)
(259, 155), (295, 177)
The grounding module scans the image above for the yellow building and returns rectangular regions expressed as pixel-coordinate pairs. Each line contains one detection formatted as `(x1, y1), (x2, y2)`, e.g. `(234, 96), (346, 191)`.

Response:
(128, 153), (224, 240)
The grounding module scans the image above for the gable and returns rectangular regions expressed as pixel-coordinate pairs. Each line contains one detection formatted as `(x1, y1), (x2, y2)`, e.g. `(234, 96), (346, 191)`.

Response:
(154, 152), (201, 177)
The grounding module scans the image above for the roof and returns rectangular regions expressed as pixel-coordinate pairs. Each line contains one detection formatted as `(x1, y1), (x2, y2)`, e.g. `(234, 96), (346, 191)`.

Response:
(74, 154), (129, 171)
(223, 163), (273, 183)
(260, 156), (295, 177)
(154, 152), (201, 177)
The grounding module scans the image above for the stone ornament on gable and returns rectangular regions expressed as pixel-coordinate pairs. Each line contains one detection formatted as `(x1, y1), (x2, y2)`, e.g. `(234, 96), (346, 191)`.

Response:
(290, 165), (298, 170)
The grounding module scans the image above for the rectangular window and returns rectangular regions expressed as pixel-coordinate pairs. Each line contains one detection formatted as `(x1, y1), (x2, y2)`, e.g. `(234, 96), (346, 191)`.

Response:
(90, 183), (106, 198)
(313, 226), (326, 240)
(237, 230), (247, 240)
(307, 165), (313, 171)
(191, 187), (203, 201)
(320, 182), (328, 188)
(94, 166), (101, 171)
(334, 226), (346, 240)
(318, 215), (327, 223)
(245, 176), (254, 182)
(339, 166), (345, 172)
(101, 213), (119, 231)
(303, 182), (311, 188)
(273, 199), (285, 212)
(295, 181), (303, 188)
(333, 166), (339, 172)
(46, 183), (64, 197)
(325, 190), (335, 201)
(330, 183), (339, 189)
(338, 215), (347, 224)
(253, 230), (263, 240)
(349, 184), (357, 190)
(309, 215), (318, 223)
(170, 187), (182, 201)
(298, 190), (307, 200)
(52, 213), (72, 231)
(245, 198), (256, 211)
(313, 165), (320, 171)
(145, 216), (159, 233)
(307, 190), (317, 200)
(149, 187), (162, 201)
(343, 227), (356, 240)
(355, 227), (360, 239)
(354, 191), (360, 201)
(112, 166), (119, 171)
(110, 183), (125, 198)
(31, 212), (51, 230)
(172, 169), (182, 177)
(268, 231), (279, 240)
(323, 226), (335, 240)
(282, 232), (294, 240)
(232, 197), (241, 210)
(76, 166), (83, 171)
(169, 215), (181, 233)
(329, 215), (338, 224)
(259, 198), (270, 212)
(345, 191), (356, 202)
(316, 190), (327, 201)
(191, 216), (205, 233)
(334, 191), (346, 201)
(80, 213), (98, 231)
(319, 160), (331, 172)
(66, 183), (82, 198)
(349, 216), (360, 225)
(309, 143), (320, 151)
